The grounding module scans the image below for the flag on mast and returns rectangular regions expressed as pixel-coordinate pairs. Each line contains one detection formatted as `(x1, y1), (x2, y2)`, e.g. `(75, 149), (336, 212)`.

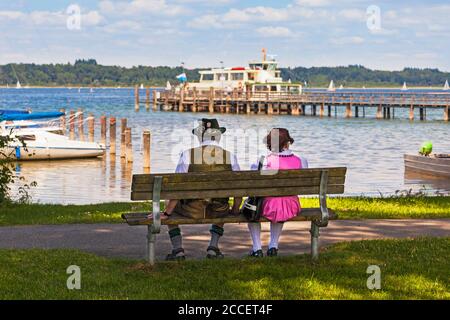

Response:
(176, 73), (187, 83)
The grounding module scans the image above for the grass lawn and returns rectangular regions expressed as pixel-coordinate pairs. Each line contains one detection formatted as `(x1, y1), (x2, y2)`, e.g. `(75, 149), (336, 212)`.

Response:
(0, 237), (448, 300)
(1, 196), (450, 226)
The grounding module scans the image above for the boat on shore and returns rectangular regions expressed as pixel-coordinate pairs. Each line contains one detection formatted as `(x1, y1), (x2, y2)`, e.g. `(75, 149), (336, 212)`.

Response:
(1, 128), (105, 161)
(404, 154), (450, 177)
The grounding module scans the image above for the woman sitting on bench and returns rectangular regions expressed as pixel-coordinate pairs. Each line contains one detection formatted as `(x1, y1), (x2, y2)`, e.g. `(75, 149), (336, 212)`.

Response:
(248, 128), (308, 257)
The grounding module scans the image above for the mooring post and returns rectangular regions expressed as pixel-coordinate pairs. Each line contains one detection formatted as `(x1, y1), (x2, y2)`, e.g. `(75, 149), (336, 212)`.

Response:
(301, 104), (306, 115)
(143, 130), (151, 172)
(59, 108), (66, 135)
(125, 127), (133, 163)
(77, 108), (84, 141)
(179, 87), (184, 112)
(444, 105), (449, 122)
(134, 85), (139, 111)
(120, 118), (127, 158)
(146, 88), (150, 110)
(192, 87), (197, 112)
(209, 87), (215, 113)
(319, 104), (324, 117)
(327, 105), (331, 117)
(355, 106), (359, 118)
(100, 115), (107, 145)
(376, 105), (382, 119)
(69, 110), (75, 139)
(420, 108), (425, 121)
(246, 102), (251, 114)
(345, 104), (352, 118)
(109, 117), (116, 155)
(88, 113), (95, 142)
(267, 103), (273, 115)
(153, 89), (158, 111)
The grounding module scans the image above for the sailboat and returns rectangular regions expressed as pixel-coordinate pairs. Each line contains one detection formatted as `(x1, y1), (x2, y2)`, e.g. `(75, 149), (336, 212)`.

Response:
(327, 80), (336, 92)
(444, 80), (449, 91)
(16, 81), (22, 89)
(166, 81), (172, 91)
(90, 87), (94, 93)
(339, 84), (344, 90)
(140, 84), (144, 89)
(401, 82), (408, 91)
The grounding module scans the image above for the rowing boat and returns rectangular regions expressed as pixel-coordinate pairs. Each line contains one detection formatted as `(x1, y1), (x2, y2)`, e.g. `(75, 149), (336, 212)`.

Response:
(404, 154), (450, 177)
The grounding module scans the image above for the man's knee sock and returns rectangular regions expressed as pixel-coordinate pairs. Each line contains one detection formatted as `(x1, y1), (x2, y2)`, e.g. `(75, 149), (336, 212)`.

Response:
(168, 227), (183, 251)
(209, 224), (224, 249)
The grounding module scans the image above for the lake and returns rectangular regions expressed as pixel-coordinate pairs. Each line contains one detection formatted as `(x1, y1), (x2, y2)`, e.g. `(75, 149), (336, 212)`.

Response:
(2, 87), (450, 204)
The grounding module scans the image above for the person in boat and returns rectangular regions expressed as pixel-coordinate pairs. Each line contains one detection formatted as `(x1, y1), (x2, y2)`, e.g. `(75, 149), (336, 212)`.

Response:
(247, 128), (308, 257)
(151, 118), (242, 261)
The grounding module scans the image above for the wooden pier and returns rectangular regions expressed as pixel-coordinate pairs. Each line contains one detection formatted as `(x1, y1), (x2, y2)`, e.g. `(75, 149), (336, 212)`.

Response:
(144, 88), (450, 121)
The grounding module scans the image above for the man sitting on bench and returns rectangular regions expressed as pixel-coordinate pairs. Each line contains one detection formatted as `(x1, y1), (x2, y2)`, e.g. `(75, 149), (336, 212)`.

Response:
(156, 118), (242, 261)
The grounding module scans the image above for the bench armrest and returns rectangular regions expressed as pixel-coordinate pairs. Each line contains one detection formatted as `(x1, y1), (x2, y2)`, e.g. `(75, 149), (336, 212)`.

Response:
(317, 170), (329, 227)
(151, 176), (163, 233)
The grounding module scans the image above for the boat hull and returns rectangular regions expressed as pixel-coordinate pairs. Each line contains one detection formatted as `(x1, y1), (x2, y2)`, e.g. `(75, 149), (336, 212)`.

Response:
(404, 154), (450, 178)
(2, 146), (104, 160)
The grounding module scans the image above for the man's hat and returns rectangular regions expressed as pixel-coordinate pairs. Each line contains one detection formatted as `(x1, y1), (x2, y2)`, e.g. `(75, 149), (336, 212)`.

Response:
(192, 118), (226, 136)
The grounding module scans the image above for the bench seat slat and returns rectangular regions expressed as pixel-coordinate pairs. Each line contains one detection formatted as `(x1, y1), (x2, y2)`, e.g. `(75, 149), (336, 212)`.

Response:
(122, 208), (337, 226)
(132, 167), (347, 185)
(132, 176), (346, 192)
(131, 185), (345, 201)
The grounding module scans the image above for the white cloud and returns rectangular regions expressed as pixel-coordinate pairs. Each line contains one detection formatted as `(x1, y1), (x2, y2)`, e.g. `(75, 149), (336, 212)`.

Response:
(0, 11), (25, 20)
(98, 0), (186, 16)
(256, 26), (295, 38)
(295, 0), (331, 7)
(330, 36), (365, 45)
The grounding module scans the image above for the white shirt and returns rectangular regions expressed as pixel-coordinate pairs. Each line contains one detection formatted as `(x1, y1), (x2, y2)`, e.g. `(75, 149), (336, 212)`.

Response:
(175, 140), (241, 173)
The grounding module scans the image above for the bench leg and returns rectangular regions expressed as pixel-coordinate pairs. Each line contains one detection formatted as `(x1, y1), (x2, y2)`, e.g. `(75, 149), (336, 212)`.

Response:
(310, 222), (320, 261)
(147, 225), (156, 265)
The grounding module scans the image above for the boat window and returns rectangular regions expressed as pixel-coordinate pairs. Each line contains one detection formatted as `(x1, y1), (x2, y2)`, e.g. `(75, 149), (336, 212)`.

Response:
(231, 73), (244, 81)
(18, 135), (36, 141)
(270, 86), (277, 92)
(248, 73), (255, 81)
(202, 74), (214, 81)
(217, 73), (228, 81)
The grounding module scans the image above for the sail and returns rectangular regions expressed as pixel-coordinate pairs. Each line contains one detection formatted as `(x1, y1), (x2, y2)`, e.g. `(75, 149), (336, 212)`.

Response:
(327, 80), (335, 92)
(166, 81), (172, 90)
(401, 82), (408, 91)
(444, 80), (449, 91)
(16, 81), (21, 89)
(140, 84), (144, 89)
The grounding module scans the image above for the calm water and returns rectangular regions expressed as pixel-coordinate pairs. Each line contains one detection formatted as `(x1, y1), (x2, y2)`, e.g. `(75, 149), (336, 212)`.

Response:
(2, 88), (450, 204)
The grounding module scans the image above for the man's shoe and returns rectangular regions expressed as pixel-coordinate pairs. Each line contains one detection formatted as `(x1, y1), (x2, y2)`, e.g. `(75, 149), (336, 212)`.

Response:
(267, 247), (278, 257)
(166, 248), (186, 261)
(206, 246), (224, 259)
(249, 249), (264, 258)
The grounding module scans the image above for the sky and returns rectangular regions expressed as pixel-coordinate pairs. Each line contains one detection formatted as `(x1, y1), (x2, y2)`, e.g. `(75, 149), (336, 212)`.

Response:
(0, 0), (449, 71)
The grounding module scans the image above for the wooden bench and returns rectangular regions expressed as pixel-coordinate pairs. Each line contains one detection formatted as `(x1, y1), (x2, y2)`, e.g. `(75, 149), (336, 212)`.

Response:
(122, 167), (347, 265)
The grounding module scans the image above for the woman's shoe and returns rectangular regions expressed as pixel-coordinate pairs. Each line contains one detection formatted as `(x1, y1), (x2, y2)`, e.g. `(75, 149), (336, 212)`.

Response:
(248, 249), (264, 258)
(206, 246), (225, 259)
(166, 248), (186, 261)
(267, 247), (278, 257)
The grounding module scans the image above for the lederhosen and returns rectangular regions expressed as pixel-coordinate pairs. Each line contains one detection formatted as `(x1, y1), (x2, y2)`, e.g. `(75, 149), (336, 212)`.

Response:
(173, 145), (232, 219)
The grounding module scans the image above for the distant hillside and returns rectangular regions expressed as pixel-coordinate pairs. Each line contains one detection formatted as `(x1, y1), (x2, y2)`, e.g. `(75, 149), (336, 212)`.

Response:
(0, 59), (448, 87)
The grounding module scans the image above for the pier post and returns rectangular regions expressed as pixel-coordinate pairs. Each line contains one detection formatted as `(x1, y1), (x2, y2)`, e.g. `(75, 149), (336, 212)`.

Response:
(179, 87), (184, 112)
(444, 106), (449, 122)
(319, 104), (324, 117)
(109, 117), (116, 155)
(153, 89), (158, 111)
(246, 102), (251, 114)
(134, 85), (140, 111)
(387, 107), (391, 119)
(209, 87), (214, 113)
(77, 109), (84, 141)
(409, 106), (414, 121)
(301, 105), (306, 115)
(192, 87), (197, 112)
(345, 104), (352, 118)
(59, 108), (66, 135)
(120, 118), (127, 158)
(291, 103), (299, 116)
(268, 103), (273, 115)
(88, 113), (95, 142)
(125, 128), (133, 163)
(355, 106), (359, 118)
(146, 88), (150, 110)
(376, 105), (383, 119)
(100, 115), (107, 146)
(69, 110), (75, 139)
(143, 130), (151, 172)
(327, 105), (331, 117)
(420, 108), (425, 121)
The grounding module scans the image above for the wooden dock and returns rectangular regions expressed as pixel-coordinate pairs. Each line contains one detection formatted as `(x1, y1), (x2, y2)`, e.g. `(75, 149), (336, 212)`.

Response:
(138, 87), (450, 121)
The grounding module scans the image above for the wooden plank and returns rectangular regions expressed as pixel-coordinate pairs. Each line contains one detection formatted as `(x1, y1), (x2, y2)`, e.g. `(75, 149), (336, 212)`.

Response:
(122, 208), (337, 226)
(132, 176), (346, 192)
(132, 167), (347, 185)
(131, 185), (345, 201)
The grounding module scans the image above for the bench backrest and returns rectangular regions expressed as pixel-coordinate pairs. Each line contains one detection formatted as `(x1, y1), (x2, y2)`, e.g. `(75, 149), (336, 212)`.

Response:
(131, 167), (346, 201)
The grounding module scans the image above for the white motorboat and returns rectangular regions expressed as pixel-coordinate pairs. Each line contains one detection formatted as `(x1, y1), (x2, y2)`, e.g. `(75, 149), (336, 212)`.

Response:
(1, 128), (105, 160)
(1, 120), (62, 134)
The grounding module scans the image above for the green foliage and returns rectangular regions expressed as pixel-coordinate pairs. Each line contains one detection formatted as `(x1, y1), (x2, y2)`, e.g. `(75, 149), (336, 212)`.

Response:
(0, 131), (36, 204)
(0, 238), (448, 299)
(1, 61), (449, 87)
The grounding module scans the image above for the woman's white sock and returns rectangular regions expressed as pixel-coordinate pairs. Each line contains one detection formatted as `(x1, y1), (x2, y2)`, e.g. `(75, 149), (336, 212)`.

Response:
(247, 222), (262, 252)
(269, 222), (284, 249)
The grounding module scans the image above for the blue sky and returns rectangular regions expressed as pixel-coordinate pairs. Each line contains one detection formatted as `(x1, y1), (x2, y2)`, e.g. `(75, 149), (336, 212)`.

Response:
(0, 0), (449, 71)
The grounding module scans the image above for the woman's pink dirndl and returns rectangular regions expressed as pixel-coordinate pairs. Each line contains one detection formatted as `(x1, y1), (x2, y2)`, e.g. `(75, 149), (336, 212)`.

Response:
(261, 153), (303, 223)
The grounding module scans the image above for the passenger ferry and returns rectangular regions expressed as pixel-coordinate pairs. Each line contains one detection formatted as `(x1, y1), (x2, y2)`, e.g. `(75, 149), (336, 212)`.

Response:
(188, 49), (302, 94)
